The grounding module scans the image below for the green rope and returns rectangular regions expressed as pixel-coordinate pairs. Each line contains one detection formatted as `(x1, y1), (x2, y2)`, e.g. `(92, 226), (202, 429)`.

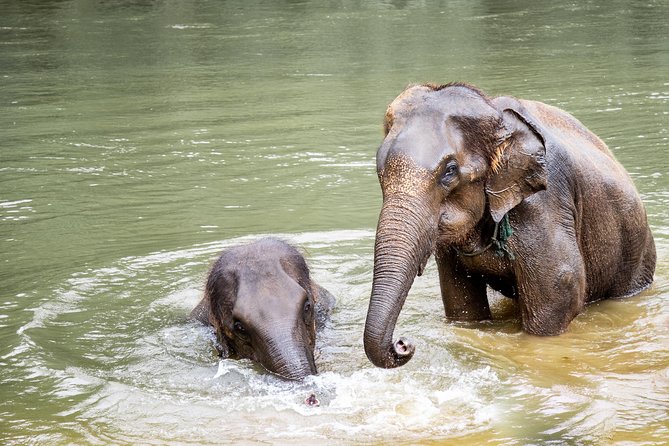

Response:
(456, 213), (515, 260)
(492, 214), (515, 260)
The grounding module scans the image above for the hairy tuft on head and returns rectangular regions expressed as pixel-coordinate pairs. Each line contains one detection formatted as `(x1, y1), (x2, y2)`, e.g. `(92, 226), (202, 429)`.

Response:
(423, 81), (489, 99)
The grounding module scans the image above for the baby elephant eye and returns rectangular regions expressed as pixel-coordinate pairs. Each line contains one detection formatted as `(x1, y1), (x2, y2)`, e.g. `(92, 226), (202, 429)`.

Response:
(233, 320), (246, 334)
(303, 300), (313, 315)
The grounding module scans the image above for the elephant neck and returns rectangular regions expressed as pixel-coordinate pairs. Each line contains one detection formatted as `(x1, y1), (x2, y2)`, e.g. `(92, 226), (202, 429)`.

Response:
(455, 213), (515, 260)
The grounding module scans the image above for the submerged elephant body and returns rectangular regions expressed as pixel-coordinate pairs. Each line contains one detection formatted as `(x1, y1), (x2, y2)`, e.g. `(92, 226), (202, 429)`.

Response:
(365, 83), (655, 369)
(191, 238), (334, 380)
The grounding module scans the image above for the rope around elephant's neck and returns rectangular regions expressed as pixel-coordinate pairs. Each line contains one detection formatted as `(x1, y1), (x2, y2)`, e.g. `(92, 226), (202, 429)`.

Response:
(457, 214), (515, 260)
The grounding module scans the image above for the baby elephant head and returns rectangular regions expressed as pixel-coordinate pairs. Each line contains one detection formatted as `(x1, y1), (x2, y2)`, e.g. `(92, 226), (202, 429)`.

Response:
(202, 238), (320, 380)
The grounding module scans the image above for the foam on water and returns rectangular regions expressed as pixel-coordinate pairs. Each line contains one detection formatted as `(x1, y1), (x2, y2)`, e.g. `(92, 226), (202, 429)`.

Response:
(62, 356), (501, 443)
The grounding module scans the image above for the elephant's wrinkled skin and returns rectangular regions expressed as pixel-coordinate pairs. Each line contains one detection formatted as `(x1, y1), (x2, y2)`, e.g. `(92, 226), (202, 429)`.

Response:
(191, 238), (335, 380)
(364, 82), (656, 369)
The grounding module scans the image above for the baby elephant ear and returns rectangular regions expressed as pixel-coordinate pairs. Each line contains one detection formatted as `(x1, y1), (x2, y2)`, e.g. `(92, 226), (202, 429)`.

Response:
(486, 108), (548, 222)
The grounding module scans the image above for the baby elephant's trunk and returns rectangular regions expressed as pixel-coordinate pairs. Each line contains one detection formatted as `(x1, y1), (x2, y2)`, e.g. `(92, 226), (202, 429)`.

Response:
(261, 321), (317, 380)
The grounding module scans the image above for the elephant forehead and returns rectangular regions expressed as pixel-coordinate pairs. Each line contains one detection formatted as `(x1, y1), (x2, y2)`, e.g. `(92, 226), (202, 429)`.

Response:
(378, 115), (465, 177)
(234, 268), (306, 316)
(380, 155), (435, 196)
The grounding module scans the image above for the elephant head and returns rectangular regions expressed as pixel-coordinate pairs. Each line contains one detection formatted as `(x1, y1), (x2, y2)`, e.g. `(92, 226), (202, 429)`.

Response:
(364, 83), (547, 368)
(196, 238), (324, 380)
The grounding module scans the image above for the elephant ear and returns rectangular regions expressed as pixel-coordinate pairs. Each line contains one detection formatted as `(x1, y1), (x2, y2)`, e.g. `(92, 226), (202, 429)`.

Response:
(312, 282), (336, 330)
(486, 108), (548, 222)
(213, 328), (232, 358)
(204, 271), (236, 359)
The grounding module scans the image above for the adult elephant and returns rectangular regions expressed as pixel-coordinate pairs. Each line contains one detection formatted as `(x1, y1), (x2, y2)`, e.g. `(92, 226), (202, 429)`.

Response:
(191, 238), (335, 379)
(364, 82), (656, 369)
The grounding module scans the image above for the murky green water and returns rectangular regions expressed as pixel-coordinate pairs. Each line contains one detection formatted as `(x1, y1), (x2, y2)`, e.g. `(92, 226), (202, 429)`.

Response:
(1, 1), (668, 444)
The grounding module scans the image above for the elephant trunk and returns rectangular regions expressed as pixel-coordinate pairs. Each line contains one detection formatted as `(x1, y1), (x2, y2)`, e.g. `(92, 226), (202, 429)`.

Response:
(261, 322), (317, 380)
(364, 194), (437, 368)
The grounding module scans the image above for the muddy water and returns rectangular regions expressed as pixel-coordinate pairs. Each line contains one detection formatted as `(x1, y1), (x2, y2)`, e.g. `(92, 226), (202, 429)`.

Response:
(1, 1), (668, 444)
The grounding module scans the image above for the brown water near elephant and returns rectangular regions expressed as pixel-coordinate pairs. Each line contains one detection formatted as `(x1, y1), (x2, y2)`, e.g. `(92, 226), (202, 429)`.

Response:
(1, 1), (668, 444)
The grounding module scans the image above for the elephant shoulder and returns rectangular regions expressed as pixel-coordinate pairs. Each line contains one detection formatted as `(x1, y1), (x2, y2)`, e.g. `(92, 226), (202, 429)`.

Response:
(313, 283), (335, 330)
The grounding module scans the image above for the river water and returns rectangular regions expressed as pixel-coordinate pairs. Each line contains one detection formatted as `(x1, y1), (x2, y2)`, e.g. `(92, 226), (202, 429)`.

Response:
(1, 1), (668, 444)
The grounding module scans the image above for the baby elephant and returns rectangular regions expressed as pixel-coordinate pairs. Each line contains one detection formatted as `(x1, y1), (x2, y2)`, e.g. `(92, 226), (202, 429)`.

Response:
(190, 238), (335, 380)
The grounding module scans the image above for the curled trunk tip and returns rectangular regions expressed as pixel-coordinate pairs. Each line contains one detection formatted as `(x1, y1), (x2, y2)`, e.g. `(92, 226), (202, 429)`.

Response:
(363, 333), (416, 368)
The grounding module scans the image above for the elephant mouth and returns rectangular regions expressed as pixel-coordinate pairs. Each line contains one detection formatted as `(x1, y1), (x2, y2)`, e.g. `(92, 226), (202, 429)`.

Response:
(417, 250), (432, 277)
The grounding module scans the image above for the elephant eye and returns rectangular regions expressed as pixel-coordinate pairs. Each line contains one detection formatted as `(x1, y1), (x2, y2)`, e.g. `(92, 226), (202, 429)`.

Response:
(439, 161), (459, 187)
(303, 300), (312, 314)
(233, 320), (247, 334)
